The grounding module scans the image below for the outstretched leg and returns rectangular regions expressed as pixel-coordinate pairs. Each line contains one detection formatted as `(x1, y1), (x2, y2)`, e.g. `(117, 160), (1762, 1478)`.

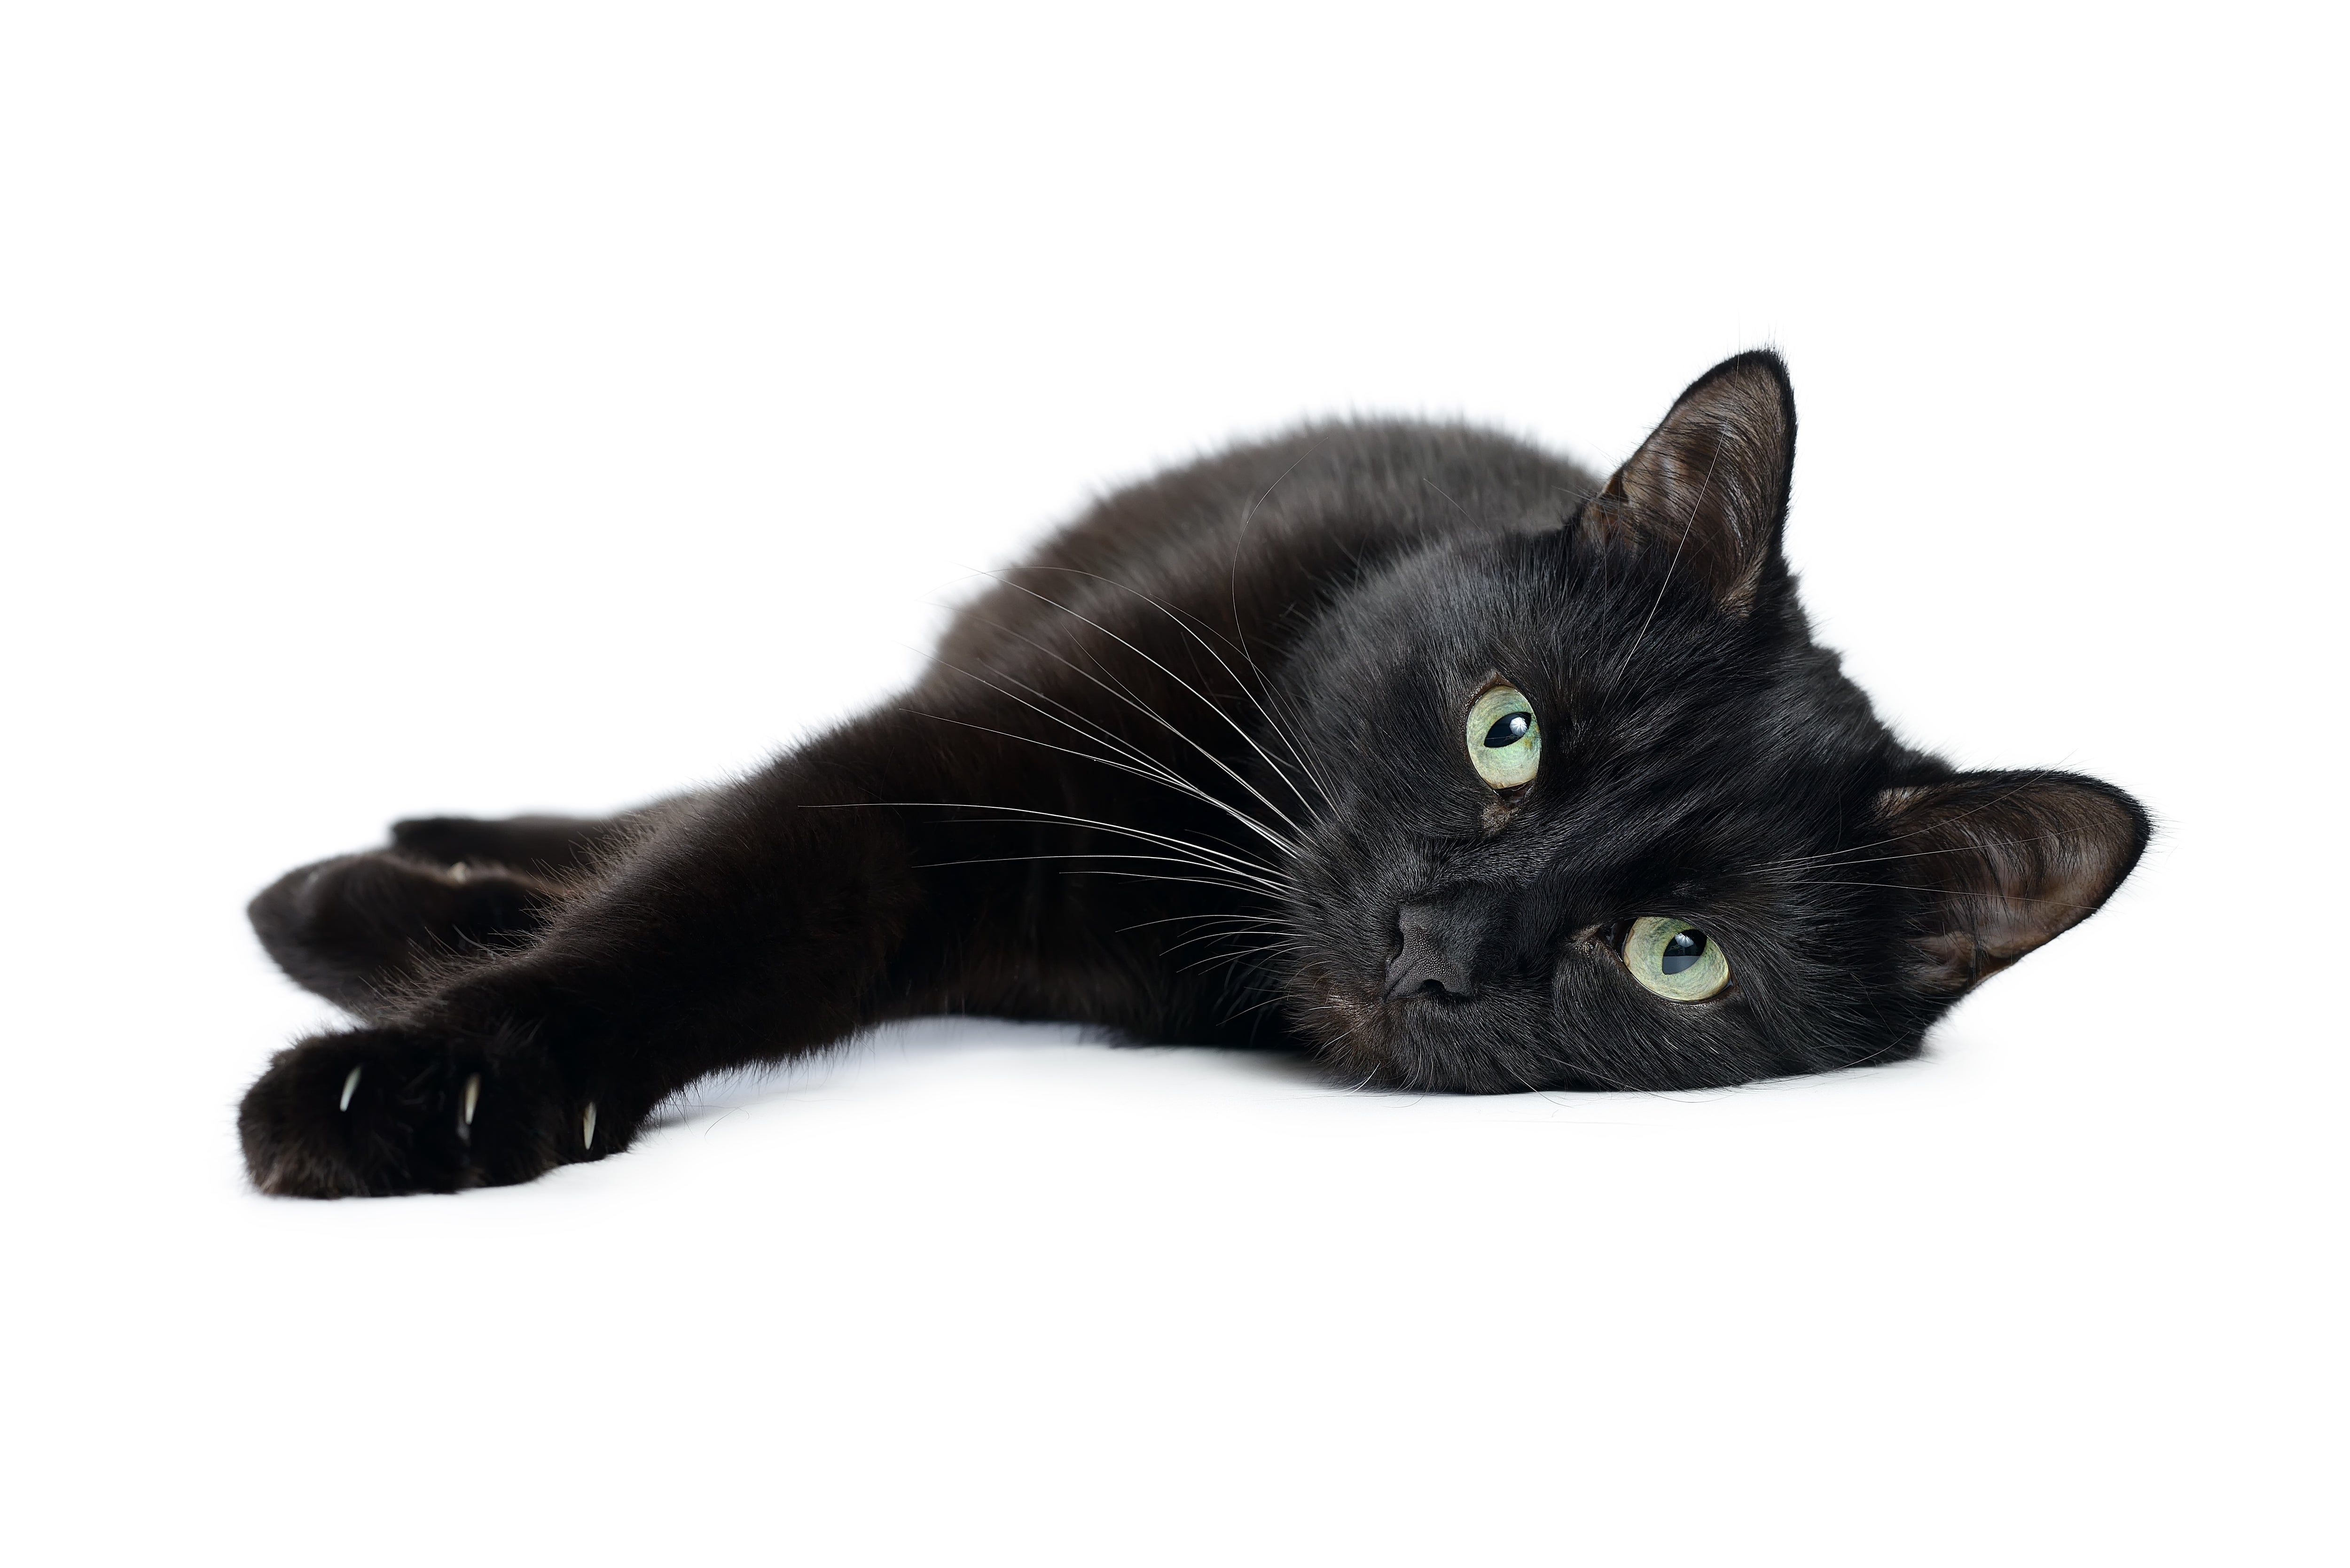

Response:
(235, 685), (1283, 1197)
(386, 810), (670, 873)
(239, 738), (980, 1196)
(247, 801), (695, 1017)
(248, 851), (577, 1018)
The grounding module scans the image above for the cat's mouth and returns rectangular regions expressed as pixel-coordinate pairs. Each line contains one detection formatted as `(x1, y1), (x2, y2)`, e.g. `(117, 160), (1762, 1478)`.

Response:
(1292, 946), (1568, 1094)
(1288, 961), (1424, 1088)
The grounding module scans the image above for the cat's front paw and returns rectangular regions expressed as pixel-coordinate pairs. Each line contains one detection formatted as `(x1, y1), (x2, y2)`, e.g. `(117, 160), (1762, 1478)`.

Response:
(238, 1027), (610, 1197)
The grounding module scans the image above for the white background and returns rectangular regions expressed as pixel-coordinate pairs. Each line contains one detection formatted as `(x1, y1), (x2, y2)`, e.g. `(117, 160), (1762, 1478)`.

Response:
(2, 4), (2342, 1563)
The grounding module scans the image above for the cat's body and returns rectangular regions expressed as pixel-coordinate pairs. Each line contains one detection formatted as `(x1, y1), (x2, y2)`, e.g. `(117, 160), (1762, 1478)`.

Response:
(242, 353), (2147, 1196)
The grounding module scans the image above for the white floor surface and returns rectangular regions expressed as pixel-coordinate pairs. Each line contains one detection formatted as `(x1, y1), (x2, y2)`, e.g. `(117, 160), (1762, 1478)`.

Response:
(3, 6), (2342, 1564)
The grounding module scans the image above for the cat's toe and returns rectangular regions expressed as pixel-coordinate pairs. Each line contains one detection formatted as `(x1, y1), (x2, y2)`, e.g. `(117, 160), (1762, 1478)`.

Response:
(237, 1029), (570, 1198)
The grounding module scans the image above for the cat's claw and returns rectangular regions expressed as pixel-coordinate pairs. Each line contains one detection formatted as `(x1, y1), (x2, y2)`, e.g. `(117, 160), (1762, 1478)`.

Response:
(241, 1027), (589, 1197)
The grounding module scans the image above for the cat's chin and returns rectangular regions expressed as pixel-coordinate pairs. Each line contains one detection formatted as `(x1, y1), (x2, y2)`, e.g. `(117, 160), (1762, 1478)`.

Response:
(1292, 979), (1395, 1086)
(1287, 968), (1458, 1092)
(1288, 967), (1594, 1096)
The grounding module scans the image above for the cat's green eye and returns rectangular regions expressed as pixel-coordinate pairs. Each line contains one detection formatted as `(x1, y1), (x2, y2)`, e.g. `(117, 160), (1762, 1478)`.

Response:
(1624, 916), (1731, 1002)
(1465, 685), (1541, 790)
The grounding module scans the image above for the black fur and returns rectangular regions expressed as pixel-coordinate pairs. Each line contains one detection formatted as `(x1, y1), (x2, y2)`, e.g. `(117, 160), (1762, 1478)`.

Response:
(239, 352), (2148, 1196)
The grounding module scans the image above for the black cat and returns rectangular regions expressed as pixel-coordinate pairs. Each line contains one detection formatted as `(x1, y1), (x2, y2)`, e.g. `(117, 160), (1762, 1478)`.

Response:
(241, 351), (2147, 1197)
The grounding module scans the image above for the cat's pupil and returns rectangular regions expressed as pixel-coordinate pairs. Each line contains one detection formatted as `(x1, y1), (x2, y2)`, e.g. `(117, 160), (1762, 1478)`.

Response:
(1482, 712), (1531, 748)
(1661, 929), (1708, 975)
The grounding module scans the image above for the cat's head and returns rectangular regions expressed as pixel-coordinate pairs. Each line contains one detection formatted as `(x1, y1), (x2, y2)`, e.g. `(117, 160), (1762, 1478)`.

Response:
(1274, 352), (2147, 1092)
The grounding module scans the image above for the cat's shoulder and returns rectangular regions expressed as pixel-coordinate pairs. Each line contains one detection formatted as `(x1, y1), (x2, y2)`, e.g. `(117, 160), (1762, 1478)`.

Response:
(1054, 417), (1599, 561)
(931, 420), (1602, 669)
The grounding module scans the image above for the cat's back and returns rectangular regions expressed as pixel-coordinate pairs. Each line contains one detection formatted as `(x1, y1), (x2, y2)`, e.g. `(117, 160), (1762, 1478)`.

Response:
(932, 420), (1598, 676)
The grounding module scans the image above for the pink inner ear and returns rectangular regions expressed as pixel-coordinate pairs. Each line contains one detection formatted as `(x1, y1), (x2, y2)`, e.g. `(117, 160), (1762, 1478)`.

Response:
(1873, 774), (2147, 992)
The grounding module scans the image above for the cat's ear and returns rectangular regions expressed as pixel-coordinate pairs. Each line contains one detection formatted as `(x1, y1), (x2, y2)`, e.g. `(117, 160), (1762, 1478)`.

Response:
(1870, 772), (2150, 994)
(1579, 350), (1796, 613)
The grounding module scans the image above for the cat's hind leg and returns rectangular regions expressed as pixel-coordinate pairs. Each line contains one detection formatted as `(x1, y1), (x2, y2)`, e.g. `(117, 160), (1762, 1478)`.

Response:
(249, 851), (572, 1019)
(251, 803), (692, 1015)
(386, 812), (649, 874)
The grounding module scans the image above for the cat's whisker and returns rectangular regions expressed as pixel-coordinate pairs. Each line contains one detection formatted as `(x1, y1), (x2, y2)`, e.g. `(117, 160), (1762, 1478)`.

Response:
(1145, 916), (1299, 944)
(1283, 987), (1380, 1054)
(907, 687), (1298, 866)
(827, 801), (1287, 889)
(916, 846), (1288, 893)
(912, 851), (1292, 896)
(1161, 926), (1298, 956)
(1057, 869), (1292, 901)
(1223, 437), (1333, 780)
(929, 640), (1245, 815)
(917, 851), (1285, 882)
(962, 600), (1278, 812)
(1214, 991), (1293, 1027)
(987, 578), (1315, 847)
(931, 634), (1303, 860)
(1068, 870), (1283, 899)
(898, 822), (1296, 894)
(1179, 941), (1308, 974)
(1022, 566), (1332, 821)
(930, 650), (1203, 791)
(1120, 911), (1297, 934)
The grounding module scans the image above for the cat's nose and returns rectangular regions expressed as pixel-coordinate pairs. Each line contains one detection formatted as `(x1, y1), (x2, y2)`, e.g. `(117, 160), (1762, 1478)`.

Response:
(1384, 901), (1481, 1000)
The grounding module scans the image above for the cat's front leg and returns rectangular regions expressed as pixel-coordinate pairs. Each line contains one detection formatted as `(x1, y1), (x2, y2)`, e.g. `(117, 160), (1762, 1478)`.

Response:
(238, 754), (931, 1196)
(238, 1019), (583, 1196)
